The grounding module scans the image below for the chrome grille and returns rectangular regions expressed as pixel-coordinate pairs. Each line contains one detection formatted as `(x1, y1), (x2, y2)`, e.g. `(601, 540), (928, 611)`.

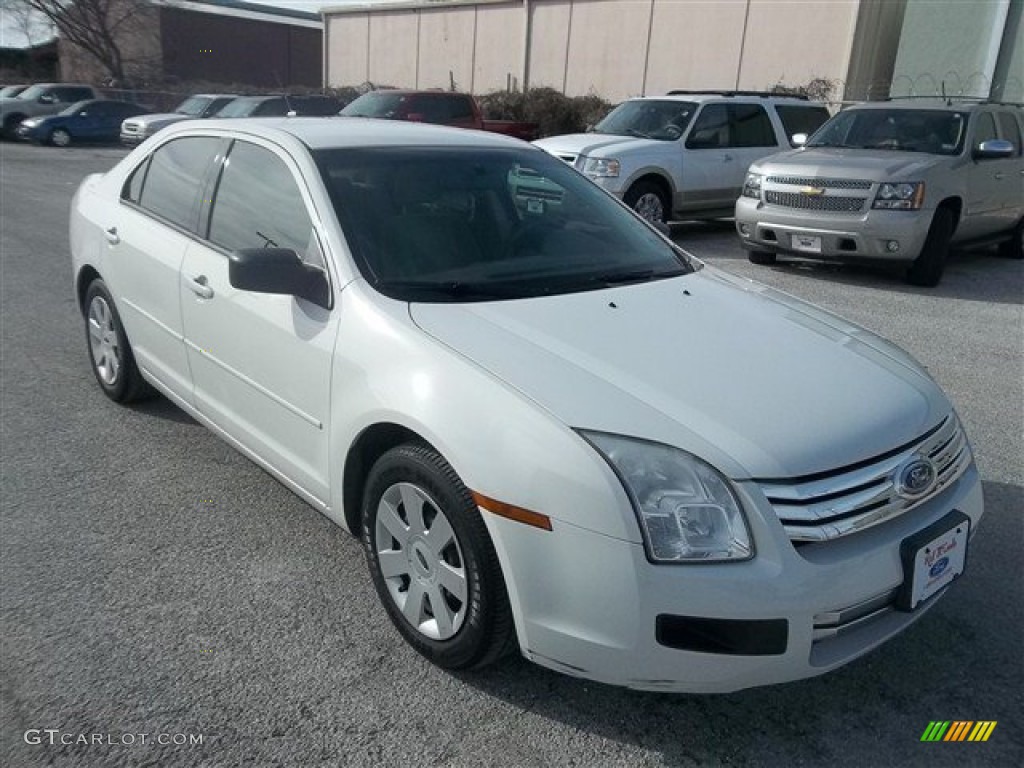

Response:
(758, 415), (971, 543)
(764, 191), (866, 212)
(766, 176), (872, 190)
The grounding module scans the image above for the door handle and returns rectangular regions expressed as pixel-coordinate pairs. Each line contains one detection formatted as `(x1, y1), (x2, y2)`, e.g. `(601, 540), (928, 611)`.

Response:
(104, 227), (119, 245)
(994, 172), (1005, 180)
(187, 274), (214, 299)
(723, 154), (734, 162)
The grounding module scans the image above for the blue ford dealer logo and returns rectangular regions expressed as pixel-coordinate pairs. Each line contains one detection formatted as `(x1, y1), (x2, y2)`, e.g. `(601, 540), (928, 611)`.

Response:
(929, 557), (950, 579)
(897, 457), (936, 498)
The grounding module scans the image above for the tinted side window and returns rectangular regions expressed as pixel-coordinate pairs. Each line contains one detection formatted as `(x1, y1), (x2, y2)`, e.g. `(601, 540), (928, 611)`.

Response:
(686, 104), (729, 149)
(728, 104), (776, 147)
(973, 112), (998, 147)
(138, 137), (221, 230)
(418, 95), (450, 123)
(208, 141), (313, 255)
(54, 87), (92, 102)
(997, 112), (1022, 156)
(775, 105), (831, 145)
(448, 96), (474, 120)
(254, 99), (288, 117)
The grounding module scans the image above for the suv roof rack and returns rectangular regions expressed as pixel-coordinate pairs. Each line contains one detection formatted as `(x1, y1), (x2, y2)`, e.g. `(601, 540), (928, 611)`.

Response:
(883, 95), (1023, 108)
(665, 90), (809, 101)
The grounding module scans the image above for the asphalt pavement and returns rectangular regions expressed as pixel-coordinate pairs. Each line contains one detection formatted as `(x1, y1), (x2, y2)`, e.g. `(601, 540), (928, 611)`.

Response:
(1, 141), (1021, 768)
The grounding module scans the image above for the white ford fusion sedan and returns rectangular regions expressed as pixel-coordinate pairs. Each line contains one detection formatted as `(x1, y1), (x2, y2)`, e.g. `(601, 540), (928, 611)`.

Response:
(69, 118), (983, 692)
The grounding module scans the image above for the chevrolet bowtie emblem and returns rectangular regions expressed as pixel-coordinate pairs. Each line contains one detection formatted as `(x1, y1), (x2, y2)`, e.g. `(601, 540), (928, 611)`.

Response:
(801, 186), (826, 196)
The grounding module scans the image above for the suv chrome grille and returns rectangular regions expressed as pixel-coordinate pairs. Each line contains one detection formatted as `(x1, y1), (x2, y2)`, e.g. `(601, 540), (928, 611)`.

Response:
(764, 190), (866, 212)
(758, 415), (971, 543)
(766, 176), (872, 190)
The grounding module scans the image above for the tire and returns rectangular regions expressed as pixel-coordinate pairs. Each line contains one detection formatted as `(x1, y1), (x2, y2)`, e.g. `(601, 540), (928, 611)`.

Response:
(83, 279), (151, 402)
(624, 180), (669, 225)
(996, 218), (1023, 260)
(906, 208), (953, 287)
(3, 113), (26, 140)
(747, 250), (777, 265)
(362, 444), (515, 670)
(49, 128), (71, 147)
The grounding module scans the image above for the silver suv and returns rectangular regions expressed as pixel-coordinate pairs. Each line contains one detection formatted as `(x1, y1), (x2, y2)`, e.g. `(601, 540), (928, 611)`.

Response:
(535, 91), (831, 223)
(735, 99), (1024, 286)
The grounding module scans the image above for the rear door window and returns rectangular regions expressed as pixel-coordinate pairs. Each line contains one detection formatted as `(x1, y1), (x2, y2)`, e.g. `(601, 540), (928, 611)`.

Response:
(996, 112), (1022, 155)
(135, 137), (221, 231)
(775, 105), (831, 145)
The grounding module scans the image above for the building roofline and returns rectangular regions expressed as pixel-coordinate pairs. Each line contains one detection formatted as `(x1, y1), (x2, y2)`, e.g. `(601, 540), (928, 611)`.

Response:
(321, 0), (514, 17)
(155, 0), (323, 28)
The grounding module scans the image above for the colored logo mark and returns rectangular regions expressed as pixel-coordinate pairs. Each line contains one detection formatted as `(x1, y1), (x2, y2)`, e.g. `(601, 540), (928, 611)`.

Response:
(920, 721), (997, 742)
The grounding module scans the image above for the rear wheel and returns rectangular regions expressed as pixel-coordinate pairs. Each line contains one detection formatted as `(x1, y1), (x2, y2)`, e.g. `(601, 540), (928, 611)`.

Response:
(362, 444), (514, 670)
(49, 128), (71, 147)
(747, 250), (777, 265)
(997, 218), (1023, 260)
(84, 279), (151, 402)
(906, 208), (953, 287)
(624, 180), (669, 225)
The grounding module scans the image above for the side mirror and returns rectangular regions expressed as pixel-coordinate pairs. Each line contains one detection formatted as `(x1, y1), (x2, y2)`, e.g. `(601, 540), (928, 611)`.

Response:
(38, 93), (54, 104)
(791, 132), (808, 147)
(228, 248), (330, 309)
(973, 139), (1014, 160)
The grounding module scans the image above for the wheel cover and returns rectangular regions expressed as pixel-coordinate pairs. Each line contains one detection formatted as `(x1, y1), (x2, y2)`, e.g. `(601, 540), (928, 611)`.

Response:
(374, 482), (468, 640)
(52, 129), (70, 147)
(87, 296), (120, 385)
(634, 192), (664, 223)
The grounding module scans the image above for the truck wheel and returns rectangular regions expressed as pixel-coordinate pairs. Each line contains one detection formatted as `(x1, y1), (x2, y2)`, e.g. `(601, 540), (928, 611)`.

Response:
(624, 181), (669, 225)
(997, 218), (1023, 260)
(747, 250), (777, 265)
(906, 208), (953, 287)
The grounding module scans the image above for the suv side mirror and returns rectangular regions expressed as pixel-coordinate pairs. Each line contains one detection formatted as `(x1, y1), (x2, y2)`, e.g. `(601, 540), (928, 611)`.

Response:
(38, 93), (55, 104)
(229, 248), (330, 309)
(973, 139), (1014, 160)
(791, 133), (808, 147)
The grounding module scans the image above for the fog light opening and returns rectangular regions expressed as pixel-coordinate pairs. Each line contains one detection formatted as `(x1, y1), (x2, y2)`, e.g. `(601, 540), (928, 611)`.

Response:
(738, 223), (750, 236)
(886, 240), (900, 253)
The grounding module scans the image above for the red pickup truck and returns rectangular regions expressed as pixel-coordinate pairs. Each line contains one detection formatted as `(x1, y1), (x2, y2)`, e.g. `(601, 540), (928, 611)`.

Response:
(339, 90), (539, 141)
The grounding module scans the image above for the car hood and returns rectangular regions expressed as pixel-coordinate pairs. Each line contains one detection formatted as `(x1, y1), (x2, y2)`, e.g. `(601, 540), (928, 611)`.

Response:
(752, 147), (942, 180)
(534, 133), (662, 159)
(409, 268), (949, 480)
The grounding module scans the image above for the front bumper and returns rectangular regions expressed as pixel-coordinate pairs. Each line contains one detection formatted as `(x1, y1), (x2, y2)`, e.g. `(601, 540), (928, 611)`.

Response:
(486, 459), (983, 692)
(119, 130), (148, 145)
(735, 196), (933, 263)
(15, 123), (44, 142)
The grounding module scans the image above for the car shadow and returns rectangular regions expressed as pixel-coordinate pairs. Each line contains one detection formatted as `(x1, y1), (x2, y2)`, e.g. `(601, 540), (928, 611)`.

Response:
(130, 393), (198, 425)
(452, 479), (1022, 766)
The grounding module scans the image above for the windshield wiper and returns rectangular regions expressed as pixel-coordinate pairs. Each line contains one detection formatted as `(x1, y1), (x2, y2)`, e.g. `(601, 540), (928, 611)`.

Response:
(375, 280), (523, 300)
(625, 128), (653, 139)
(590, 267), (688, 286)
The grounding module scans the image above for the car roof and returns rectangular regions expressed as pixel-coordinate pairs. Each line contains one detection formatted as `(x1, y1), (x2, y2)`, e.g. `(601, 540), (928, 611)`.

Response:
(848, 99), (1023, 112)
(629, 92), (823, 105)
(166, 116), (525, 150)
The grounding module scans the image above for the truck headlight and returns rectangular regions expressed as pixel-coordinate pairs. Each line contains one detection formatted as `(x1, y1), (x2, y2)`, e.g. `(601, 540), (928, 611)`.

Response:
(582, 157), (620, 178)
(582, 432), (753, 563)
(741, 172), (763, 199)
(872, 182), (925, 210)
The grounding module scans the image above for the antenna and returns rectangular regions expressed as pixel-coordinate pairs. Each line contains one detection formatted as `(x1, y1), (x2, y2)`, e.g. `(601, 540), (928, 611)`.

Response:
(941, 80), (951, 106)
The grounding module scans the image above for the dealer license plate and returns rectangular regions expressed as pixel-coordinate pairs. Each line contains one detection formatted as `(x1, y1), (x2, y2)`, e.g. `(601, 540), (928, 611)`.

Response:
(791, 234), (822, 253)
(897, 511), (970, 611)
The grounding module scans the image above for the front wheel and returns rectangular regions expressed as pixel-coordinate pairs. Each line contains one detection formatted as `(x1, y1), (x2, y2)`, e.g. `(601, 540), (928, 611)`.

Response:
(906, 208), (953, 287)
(362, 444), (514, 670)
(49, 128), (71, 147)
(624, 181), (669, 225)
(84, 279), (151, 402)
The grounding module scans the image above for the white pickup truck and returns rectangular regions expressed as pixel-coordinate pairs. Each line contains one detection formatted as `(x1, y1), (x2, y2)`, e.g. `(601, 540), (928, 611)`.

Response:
(535, 91), (830, 224)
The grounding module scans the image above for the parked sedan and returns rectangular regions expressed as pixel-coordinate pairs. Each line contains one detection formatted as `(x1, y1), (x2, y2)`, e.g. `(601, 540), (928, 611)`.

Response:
(18, 99), (147, 146)
(69, 118), (982, 692)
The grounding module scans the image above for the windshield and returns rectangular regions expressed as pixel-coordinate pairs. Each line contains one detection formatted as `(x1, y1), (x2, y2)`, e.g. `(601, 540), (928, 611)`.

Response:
(215, 98), (262, 118)
(339, 92), (410, 118)
(174, 96), (210, 116)
(593, 100), (697, 141)
(315, 146), (695, 302)
(808, 108), (967, 155)
(58, 100), (92, 116)
(0, 85), (27, 99)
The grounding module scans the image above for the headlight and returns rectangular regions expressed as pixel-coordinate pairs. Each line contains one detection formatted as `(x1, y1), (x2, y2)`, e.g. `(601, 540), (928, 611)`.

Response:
(582, 157), (620, 178)
(741, 172), (763, 199)
(582, 432), (753, 563)
(872, 181), (925, 210)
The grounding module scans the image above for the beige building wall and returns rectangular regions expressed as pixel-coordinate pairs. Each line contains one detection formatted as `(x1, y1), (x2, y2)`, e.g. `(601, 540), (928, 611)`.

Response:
(325, 13), (369, 85)
(418, 7), (477, 90)
(643, 0), (746, 96)
(323, 0), (862, 100)
(366, 10), (419, 87)
(737, 0), (860, 93)
(474, 3), (526, 92)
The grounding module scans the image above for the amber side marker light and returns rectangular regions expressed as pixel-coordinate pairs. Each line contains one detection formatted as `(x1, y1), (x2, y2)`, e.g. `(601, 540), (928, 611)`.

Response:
(471, 491), (553, 531)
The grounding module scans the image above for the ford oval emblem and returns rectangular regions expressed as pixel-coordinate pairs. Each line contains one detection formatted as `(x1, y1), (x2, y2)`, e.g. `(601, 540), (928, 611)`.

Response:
(897, 457), (936, 498)
(929, 556), (949, 579)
